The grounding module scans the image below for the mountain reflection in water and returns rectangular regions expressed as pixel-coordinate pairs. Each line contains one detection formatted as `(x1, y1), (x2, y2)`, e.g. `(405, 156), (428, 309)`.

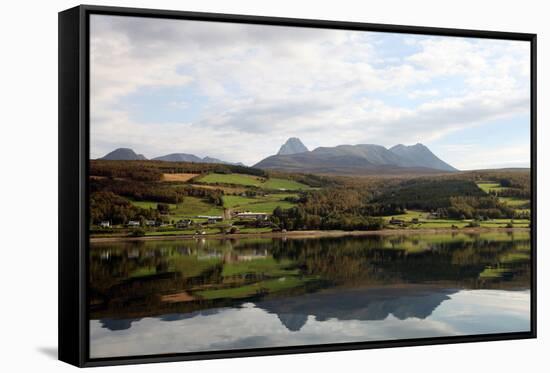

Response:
(259, 286), (457, 331)
(89, 231), (531, 357)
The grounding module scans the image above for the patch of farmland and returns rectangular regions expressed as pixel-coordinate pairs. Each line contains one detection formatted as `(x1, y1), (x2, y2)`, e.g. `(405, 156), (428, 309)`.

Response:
(499, 197), (530, 207)
(189, 184), (247, 194)
(170, 196), (224, 219)
(129, 200), (177, 210)
(198, 173), (265, 186)
(382, 210), (426, 222)
(262, 178), (310, 190)
(223, 194), (297, 213)
(162, 173), (200, 182)
(477, 182), (508, 193)
(129, 197), (223, 220)
(198, 172), (311, 192)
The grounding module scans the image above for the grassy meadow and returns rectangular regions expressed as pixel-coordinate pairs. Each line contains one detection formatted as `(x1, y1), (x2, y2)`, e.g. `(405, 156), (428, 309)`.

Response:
(197, 173), (310, 190)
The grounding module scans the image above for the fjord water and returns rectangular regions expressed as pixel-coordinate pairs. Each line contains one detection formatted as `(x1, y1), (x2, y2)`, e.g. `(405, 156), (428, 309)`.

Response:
(89, 232), (531, 358)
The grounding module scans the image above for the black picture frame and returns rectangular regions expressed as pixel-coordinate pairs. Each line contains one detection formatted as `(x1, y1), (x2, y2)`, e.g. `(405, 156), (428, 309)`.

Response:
(59, 4), (537, 368)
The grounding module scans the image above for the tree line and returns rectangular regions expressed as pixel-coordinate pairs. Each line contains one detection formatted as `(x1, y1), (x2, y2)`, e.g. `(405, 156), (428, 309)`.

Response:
(91, 160), (267, 180)
(269, 177), (522, 230)
(91, 178), (224, 205)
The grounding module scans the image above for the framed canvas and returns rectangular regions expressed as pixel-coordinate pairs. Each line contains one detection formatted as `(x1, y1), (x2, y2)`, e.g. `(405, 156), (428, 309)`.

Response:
(58, 5), (537, 367)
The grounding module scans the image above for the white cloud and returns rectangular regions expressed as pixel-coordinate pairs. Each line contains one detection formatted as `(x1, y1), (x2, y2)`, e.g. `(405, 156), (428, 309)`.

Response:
(90, 15), (531, 168)
(408, 88), (440, 99)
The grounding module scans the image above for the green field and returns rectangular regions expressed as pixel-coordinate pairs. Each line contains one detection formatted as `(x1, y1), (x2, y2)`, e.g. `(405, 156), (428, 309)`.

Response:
(479, 267), (509, 279)
(477, 182), (508, 193)
(222, 257), (297, 277)
(167, 256), (222, 278)
(223, 193), (297, 213)
(262, 178), (310, 190)
(128, 267), (156, 278)
(195, 276), (313, 300)
(198, 173), (310, 191)
(500, 197), (530, 207)
(129, 200), (177, 210)
(499, 252), (530, 263)
(173, 196), (224, 218)
(198, 173), (265, 186)
(382, 210), (427, 221)
(130, 196), (224, 220)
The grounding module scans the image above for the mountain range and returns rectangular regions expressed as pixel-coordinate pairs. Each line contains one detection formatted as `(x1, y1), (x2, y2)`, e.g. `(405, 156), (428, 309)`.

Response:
(98, 138), (458, 175)
(254, 139), (458, 174)
(99, 148), (243, 166)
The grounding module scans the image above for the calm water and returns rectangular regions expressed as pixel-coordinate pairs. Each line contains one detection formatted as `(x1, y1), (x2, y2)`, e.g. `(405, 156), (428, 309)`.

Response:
(89, 231), (531, 358)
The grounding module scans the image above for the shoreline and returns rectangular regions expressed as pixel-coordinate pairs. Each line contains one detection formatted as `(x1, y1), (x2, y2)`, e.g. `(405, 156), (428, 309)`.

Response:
(89, 227), (530, 243)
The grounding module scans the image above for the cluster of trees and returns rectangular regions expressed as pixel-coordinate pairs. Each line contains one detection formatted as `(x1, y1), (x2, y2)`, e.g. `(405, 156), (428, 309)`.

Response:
(455, 170), (530, 186)
(495, 188), (530, 200)
(298, 187), (371, 216)
(206, 190), (224, 206)
(91, 178), (184, 204)
(267, 171), (341, 188)
(269, 175), (524, 230)
(240, 190), (263, 197)
(374, 179), (486, 211)
(205, 165), (266, 177)
(91, 161), (163, 181)
(370, 178), (518, 219)
(445, 196), (515, 219)
(91, 160), (267, 179)
(271, 206), (385, 231)
(91, 178), (225, 205)
(156, 203), (170, 214)
(90, 191), (159, 225)
(497, 174), (530, 190)
(485, 178), (531, 201)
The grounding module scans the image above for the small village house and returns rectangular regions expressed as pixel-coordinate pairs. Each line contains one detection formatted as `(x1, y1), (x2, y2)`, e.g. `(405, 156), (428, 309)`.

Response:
(235, 212), (270, 221)
(197, 215), (223, 224)
(389, 218), (405, 226)
(176, 219), (192, 228)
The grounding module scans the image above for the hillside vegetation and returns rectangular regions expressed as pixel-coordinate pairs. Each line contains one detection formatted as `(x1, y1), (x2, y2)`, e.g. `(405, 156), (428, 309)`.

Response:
(90, 160), (531, 237)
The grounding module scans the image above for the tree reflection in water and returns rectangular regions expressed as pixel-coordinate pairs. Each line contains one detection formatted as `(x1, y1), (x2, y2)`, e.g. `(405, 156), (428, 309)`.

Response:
(90, 231), (531, 332)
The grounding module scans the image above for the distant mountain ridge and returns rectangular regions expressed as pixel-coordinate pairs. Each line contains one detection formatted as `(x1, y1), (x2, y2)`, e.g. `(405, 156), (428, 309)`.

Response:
(153, 153), (244, 166)
(100, 148), (147, 161)
(254, 139), (458, 175)
(98, 139), (457, 175)
(152, 153), (202, 162)
(99, 148), (243, 165)
(277, 137), (309, 155)
(389, 143), (457, 172)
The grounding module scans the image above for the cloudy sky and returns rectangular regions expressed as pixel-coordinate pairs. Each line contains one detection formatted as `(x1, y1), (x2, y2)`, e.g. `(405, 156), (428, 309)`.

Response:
(90, 15), (531, 170)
